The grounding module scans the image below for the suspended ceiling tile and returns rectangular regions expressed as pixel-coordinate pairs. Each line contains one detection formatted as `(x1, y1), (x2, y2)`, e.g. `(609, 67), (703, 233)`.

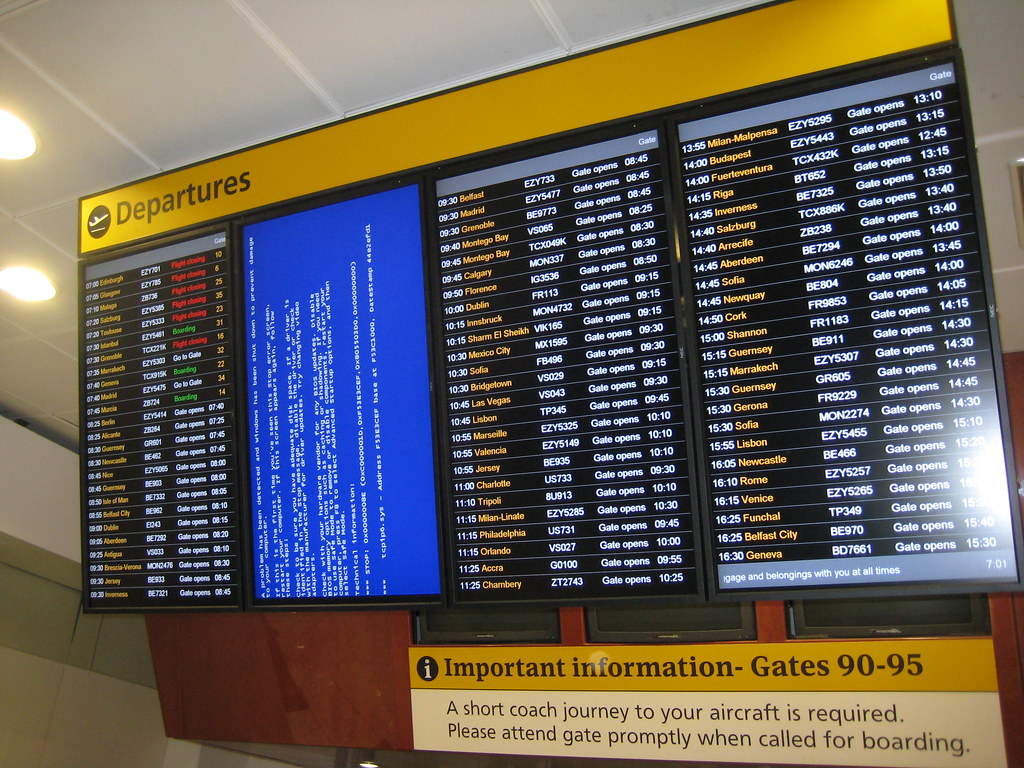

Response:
(0, 647), (64, 768)
(954, 0), (1024, 138)
(0, 46), (154, 216)
(40, 666), (166, 768)
(0, 276), (77, 344)
(0, 315), (29, 344)
(37, 327), (77, 360)
(53, 406), (80, 428)
(547, 0), (771, 49)
(244, 0), (562, 115)
(0, 0), (335, 170)
(0, 219), (77, 335)
(0, 336), (77, 415)
(0, 217), (74, 273)
(18, 201), (79, 260)
(199, 741), (337, 768)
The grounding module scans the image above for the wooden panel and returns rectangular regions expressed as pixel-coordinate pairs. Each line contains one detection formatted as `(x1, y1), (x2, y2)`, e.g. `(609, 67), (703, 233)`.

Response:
(754, 600), (788, 643)
(559, 606), (587, 645)
(149, 611), (407, 748)
(997, 351), (1024, 767)
(386, 611), (415, 751)
(990, 594), (1024, 766)
(1004, 351), (1024, 494)
(145, 614), (182, 735)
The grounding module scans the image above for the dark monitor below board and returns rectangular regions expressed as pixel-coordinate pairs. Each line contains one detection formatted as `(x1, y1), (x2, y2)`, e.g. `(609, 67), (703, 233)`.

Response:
(787, 594), (991, 638)
(586, 603), (756, 644)
(414, 606), (561, 644)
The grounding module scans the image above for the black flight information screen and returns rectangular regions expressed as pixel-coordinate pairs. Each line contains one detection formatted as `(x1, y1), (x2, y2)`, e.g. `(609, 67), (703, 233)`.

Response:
(432, 130), (700, 603)
(81, 232), (241, 610)
(677, 61), (1021, 594)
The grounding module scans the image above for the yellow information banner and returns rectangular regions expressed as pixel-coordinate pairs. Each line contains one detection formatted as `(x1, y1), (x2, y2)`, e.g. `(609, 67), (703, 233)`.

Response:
(409, 638), (996, 692)
(409, 640), (1006, 767)
(79, 0), (952, 253)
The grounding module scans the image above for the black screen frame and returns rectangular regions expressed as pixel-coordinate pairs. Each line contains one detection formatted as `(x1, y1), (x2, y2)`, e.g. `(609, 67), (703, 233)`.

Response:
(235, 176), (448, 610)
(668, 51), (1024, 601)
(424, 120), (708, 607)
(413, 605), (562, 644)
(79, 226), (245, 612)
(787, 593), (991, 638)
(586, 602), (756, 643)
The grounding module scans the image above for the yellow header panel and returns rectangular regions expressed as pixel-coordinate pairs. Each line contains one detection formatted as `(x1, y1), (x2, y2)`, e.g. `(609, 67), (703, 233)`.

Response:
(408, 639), (996, 693)
(79, 0), (951, 254)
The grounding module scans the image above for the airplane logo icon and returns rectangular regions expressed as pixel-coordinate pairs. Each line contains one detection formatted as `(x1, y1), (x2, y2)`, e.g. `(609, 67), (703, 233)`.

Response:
(86, 205), (111, 238)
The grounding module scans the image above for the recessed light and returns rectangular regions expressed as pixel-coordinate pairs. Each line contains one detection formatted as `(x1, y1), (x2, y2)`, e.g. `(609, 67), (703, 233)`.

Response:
(0, 266), (56, 301)
(0, 109), (37, 160)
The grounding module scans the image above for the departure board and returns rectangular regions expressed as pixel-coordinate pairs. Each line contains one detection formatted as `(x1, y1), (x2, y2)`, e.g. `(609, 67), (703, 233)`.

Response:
(245, 185), (442, 605)
(433, 130), (700, 603)
(677, 61), (1021, 594)
(81, 233), (241, 610)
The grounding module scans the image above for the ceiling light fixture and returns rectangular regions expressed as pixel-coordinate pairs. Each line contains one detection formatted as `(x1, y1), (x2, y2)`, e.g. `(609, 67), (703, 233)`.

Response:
(0, 266), (56, 301)
(0, 109), (37, 160)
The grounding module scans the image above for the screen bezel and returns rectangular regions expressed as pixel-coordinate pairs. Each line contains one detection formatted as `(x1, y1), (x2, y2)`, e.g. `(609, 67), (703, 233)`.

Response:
(413, 605), (562, 644)
(787, 593), (991, 638)
(667, 51), (1024, 601)
(424, 120), (708, 607)
(585, 602), (756, 644)
(79, 226), (244, 612)
(236, 176), (447, 610)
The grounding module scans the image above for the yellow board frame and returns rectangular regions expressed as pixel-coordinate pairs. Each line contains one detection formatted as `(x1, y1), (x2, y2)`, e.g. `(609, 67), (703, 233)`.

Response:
(79, 0), (952, 254)
(408, 638), (996, 693)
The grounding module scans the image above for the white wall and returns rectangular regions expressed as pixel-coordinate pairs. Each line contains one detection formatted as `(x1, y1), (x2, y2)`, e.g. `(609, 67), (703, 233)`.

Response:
(955, 0), (1024, 352)
(0, 415), (80, 561)
(0, 418), (300, 768)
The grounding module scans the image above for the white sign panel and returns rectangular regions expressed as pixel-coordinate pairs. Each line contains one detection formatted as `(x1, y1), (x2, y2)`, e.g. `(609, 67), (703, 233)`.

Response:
(409, 640), (1005, 767)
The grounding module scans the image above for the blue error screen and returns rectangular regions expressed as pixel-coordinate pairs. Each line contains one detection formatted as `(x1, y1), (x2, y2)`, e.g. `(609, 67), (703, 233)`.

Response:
(244, 185), (441, 603)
